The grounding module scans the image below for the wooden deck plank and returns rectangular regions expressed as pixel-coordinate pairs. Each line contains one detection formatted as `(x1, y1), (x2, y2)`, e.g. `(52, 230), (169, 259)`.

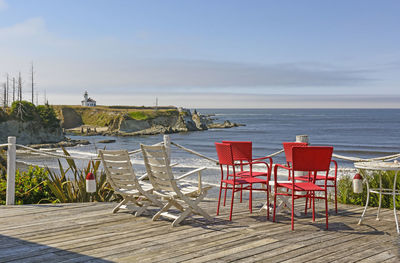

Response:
(1, 199), (399, 262)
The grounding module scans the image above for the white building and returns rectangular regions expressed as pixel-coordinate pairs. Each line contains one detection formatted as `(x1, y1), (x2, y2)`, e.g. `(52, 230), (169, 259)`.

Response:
(81, 91), (96, 107)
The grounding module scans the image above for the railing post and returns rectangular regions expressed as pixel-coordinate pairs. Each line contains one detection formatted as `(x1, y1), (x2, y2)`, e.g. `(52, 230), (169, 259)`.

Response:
(163, 135), (171, 165)
(6, 136), (16, 205)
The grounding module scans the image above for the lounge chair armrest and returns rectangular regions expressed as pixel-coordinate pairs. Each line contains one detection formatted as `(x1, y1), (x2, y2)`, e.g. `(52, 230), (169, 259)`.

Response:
(138, 173), (148, 181)
(176, 167), (206, 181)
(139, 164), (178, 181)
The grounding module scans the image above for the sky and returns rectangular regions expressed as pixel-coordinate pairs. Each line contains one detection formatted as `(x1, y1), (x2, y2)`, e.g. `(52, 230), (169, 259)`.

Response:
(0, 0), (399, 108)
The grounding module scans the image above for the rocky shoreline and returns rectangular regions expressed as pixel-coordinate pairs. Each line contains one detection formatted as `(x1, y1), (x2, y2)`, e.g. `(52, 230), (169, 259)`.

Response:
(63, 108), (244, 137)
(1, 106), (243, 148)
(28, 138), (90, 149)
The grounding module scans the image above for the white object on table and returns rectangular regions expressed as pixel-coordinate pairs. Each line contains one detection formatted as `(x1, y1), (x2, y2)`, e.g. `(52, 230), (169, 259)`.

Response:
(259, 181), (301, 217)
(354, 161), (400, 234)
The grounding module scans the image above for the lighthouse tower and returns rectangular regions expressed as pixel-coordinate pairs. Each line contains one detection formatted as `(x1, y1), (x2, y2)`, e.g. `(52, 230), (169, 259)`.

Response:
(81, 91), (96, 107)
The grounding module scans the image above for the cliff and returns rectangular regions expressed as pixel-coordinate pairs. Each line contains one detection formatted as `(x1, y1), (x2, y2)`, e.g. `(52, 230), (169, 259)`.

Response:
(54, 106), (241, 136)
(0, 102), (65, 144)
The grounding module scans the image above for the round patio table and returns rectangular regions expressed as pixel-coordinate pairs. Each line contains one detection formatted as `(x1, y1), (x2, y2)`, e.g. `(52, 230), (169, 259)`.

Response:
(354, 161), (400, 234)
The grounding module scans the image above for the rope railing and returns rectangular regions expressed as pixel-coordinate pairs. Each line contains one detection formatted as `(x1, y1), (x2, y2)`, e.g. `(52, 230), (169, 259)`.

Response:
(10, 141), (400, 167)
(170, 142), (219, 164)
(6, 139), (400, 167)
(3, 134), (400, 206)
(332, 153), (400, 162)
(17, 144), (101, 161)
(13, 142), (164, 162)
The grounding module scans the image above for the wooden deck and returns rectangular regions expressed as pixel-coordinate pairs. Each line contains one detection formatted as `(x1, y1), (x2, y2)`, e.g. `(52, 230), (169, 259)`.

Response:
(0, 199), (399, 262)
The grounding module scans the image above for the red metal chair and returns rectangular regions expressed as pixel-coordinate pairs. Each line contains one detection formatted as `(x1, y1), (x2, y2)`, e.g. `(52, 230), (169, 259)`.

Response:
(221, 141), (272, 213)
(215, 142), (271, 220)
(283, 142), (338, 213)
(273, 146), (333, 230)
(283, 142), (308, 180)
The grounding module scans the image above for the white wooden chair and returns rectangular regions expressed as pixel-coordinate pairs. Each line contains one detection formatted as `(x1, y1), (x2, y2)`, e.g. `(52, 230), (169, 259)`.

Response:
(140, 144), (213, 227)
(99, 150), (163, 216)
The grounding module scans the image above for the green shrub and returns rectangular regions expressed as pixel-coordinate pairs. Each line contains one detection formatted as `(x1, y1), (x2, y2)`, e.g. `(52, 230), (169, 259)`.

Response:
(37, 104), (60, 128)
(0, 148), (120, 205)
(128, 111), (149, 120)
(45, 147), (119, 203)
(0, 108), (8, 122)
(128, 109), (178, 121)
(0, 166), (54, 205)
(338, 170), (400, 209)
(10, 101), (39, 121)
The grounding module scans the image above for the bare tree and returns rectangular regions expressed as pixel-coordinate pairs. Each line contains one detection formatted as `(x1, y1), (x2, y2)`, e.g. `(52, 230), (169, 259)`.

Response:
(2, 83), (6, 108)
(12, 77), (15, 103)
(6, 74), (9, 107)
(31, 62), (35, 104)
(43, 89), (47, 105)
(18, 72), (22, 102)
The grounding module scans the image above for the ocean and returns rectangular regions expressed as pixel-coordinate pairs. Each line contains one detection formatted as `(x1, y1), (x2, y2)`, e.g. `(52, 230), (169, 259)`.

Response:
(18, 109), (400, 188)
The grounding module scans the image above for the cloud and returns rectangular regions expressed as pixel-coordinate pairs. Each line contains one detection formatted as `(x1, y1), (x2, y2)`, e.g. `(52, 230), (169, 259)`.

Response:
(0, 17), (46, 38)
(31, 57), (373, 95)
(0, 0), (7, 11)
(47, 92), (400, 109)
(0, 18), (374, 92)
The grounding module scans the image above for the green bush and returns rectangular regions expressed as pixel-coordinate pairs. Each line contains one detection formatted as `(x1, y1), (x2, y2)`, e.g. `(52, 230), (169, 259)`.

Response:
(45, 147), (119, 203)
(128, 111), (149, 120)
(0, 148), (120, 205)
(37, 104), (60, 128)
(338, 170), (400, 209)
(0, 166), (54, 205)
(128, 109), (178, 121)
(10, 101), (39, 121)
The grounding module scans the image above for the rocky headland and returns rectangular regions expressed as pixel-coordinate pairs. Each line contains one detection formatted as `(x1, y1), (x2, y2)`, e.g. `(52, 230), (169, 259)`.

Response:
(55, 106), (243, 137)
(0, 102), (243, 146)
(0, 102), (65, 145)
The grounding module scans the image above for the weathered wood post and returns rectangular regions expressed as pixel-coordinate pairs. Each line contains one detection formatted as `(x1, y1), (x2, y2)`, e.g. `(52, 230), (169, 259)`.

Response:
(163, 135), (171, 165)
(6, 136), (16, 205)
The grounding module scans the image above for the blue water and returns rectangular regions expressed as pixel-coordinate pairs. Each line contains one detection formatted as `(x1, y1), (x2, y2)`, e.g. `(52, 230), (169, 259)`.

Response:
(19, 109), (400, 186)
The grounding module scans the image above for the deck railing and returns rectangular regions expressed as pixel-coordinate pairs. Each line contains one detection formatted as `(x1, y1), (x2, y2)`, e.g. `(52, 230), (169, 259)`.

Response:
(2, 135), (400, 205)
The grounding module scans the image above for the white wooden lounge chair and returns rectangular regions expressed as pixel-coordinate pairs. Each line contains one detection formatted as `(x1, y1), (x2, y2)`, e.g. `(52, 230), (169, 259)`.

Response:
(99, 150), (163, 216)
(140, 144), (213, 227)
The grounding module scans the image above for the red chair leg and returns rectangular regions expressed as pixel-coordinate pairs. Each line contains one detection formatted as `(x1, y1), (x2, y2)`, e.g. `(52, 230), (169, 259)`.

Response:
(305, 192), (308, 215)
(249, 184), (253, 213)
(223, 182), (228, 206)
(273, 190), (277, 222)
(266, 186), (270, 220)
(312, 192), (315, 222)
(217, 181), (223, 216)
(325, 190), (329, 230)
(291, 192), (295, 230)
(334, 181), (338, 214)
(229, 185), (235, 221)
(240, 189), (243, 203)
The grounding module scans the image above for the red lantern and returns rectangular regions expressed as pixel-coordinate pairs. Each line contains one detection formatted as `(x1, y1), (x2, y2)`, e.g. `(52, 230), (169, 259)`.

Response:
(353, 173), (363, 193)
(86, 172), (96, 193)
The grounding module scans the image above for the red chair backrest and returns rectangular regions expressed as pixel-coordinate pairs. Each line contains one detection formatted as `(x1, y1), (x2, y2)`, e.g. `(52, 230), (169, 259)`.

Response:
(215, 142), (235, 165)
(222, 141), (252, 161)
(292, 146), (333, 172)
(283, 142), (308, 163)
